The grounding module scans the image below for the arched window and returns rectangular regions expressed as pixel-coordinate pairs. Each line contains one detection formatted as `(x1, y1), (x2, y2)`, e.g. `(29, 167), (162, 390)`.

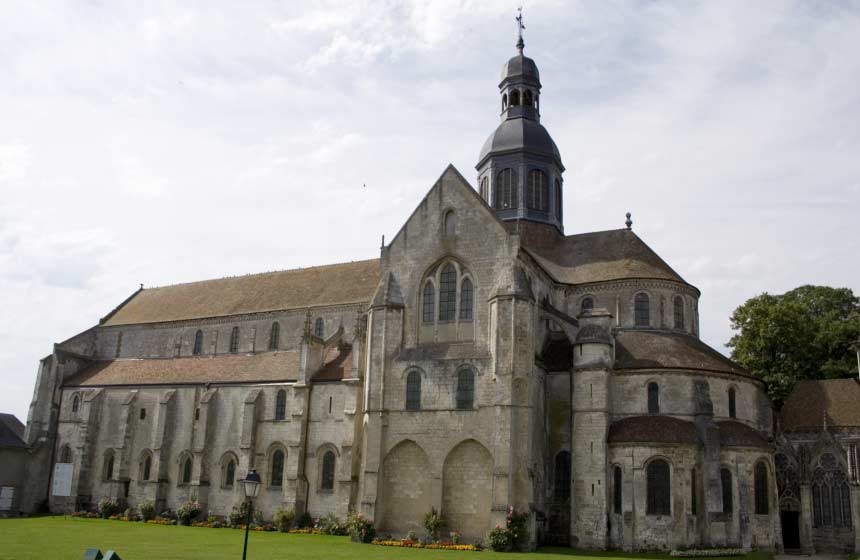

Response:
(555, 178), (562, 220)
(691, 467), (698, 514)
(634, 293), (650, 326)
(103, 451), (114, 481)
(406, 370), (421, 411)
(321, 451), (336, 491)
(613, 465), (623, 514)
(270, 449), (285, 487)
(526, 169), (548, 211)
(140, 452), (152, 481)
(229, 326), (240, 353)
(646, 459), (671, 515)
(495, 168), (517, 210)
(71, 394), (80, 413)
(181, 456), (192, 484)
(269, 322), (280, 351)
(647, 382), (660, 414)
(459, 278), (473, 321)
(224, 458), (236, 488)
(444, 210), (456, 237)
(811, 453), (851, 528)
(422, 282), (435, 324)
(60, 445), (72, 464)
(581, 297), (594, 314)
(523, 90), (533, 107)
(439, 264), (457, 322)
(728, 388), (737, 419)
(456, 368), (475, 410)
(193, 330), (203, 355)
(480, 177), (489, 200)
(510, 90), (520, 106)
(554, 451), (571, 502)
(275, 389), (287, 421)
(721, 468), (733, 514)
(674, 296), (685, 329)
(754, 461), (769, 514)
(314, 317), (324, 338)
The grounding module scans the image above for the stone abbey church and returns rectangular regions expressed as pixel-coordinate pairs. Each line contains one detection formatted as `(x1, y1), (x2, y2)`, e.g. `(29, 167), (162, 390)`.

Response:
(14, 34), (860, 553)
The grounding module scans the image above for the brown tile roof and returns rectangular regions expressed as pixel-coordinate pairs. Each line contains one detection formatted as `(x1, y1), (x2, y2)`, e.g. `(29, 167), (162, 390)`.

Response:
(780, 378), (860, 430)
(717, 420), (770, 448)
(608, 415), (699, 445)
(516, 223), (690, 287)
(614, 330), (750, 377)
(64, 352), (300, 387)
(312, 344), (352, 382)
(102, 259), (381, 326)
(0, 413), (26, 448)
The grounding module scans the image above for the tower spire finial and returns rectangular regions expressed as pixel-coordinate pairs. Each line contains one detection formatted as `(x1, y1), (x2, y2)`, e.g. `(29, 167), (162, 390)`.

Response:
(516, 7), (525, 53)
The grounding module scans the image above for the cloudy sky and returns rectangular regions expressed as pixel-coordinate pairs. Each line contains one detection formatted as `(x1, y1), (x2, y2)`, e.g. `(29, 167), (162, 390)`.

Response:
(2, 1), (859, 421)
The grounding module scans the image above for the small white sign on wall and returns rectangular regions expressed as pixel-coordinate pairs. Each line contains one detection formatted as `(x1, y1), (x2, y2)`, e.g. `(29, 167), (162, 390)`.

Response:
(52, 463), (74, 497)
(0, 486), (14, 510)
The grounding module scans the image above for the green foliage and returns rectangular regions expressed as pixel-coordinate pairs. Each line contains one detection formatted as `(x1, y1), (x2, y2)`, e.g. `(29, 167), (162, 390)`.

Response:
(346, 512), (376, 543)
(138, 500), (155, 521)
(422, 507), (446, 541)
(228, 501), (261, 528)
(97, 498), (121, 519)
(273, 508), (295, 532)
(727, 285), (860, 404)
(318, 512), (348, 535)
(486, 525), (512, 551)
(485, 506), (529, 552)
(176, 501), (202, 525)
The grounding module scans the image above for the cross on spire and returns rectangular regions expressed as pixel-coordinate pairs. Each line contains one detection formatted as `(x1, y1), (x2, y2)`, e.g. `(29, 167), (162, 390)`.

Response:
(516, 7), (525, 53)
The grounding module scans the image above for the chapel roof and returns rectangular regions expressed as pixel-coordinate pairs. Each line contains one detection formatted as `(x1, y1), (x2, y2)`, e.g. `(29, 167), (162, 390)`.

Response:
(64, 352), (300, 387)
(0, 413), (26, 449)
(608, 415), (699, 445)
(312, 344), (353, 382)
(780, 378), (860, 430)
(516, 223), (692, 287)
(101, 259), (381, 326)
(717, 420), (770, 448)
(614, 330), (750, 378)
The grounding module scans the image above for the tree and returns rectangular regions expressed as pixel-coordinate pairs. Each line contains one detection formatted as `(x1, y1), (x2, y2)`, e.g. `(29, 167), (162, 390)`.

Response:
(727, 285), (860, 405)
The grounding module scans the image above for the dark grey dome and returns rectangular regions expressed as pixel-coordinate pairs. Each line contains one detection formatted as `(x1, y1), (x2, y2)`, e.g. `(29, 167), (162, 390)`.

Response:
(478, 118), (562, 168)
(501, 54), (540, 84)
(575, 324), (612, 345)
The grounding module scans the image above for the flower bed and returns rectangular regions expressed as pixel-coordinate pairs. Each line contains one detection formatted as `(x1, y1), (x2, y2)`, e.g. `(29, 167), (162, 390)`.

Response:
(372, 540), (481, 551)
(146, 519), (177, 526)
(670, 548), (745, 557)
(288, 528), (323, 534)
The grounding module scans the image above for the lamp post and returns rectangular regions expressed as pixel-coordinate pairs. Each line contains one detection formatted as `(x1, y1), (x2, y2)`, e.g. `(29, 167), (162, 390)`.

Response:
(241, 469), (261, 560)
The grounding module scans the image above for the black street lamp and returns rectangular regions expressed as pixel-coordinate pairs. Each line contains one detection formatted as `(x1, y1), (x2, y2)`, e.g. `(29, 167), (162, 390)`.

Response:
(241, 469), (261, 560)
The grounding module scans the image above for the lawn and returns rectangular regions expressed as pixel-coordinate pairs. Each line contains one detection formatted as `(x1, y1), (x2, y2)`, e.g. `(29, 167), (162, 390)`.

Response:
(0, 517), (774, 560)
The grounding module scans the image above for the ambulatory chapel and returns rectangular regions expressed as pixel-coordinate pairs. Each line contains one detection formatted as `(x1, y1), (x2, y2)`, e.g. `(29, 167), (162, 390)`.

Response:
(14, 31), (860, 554)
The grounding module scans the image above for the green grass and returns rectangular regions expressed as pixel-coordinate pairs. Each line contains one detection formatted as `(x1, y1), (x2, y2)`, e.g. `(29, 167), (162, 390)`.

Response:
(0, 517), (774, 560)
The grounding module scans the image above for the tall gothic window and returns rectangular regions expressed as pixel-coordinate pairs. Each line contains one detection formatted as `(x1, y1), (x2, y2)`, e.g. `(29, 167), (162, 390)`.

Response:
(406, 370), (421, 411)
(314, 318), (324, 338)
(229, 326), (240, 354)
(673, 296), (685, 329)
(754, 461), (769, 514)
(270, 449), (285, 487)
(444, 211), (456, 237)
(60, 445), (73, 464)
(581, 297), (594, 314)
(456, 368), (475, 410)
(812, 453), (852, 528)
(691, 467), (698, 515)
(224, 458), (236, 488)
(555, 178), (562, 220)
(275, 389), (287, 421)
(480, 177), (489, 201)
(141, 453), (152, 481)
(526, 169), (548, 211)
(647, 382), (660, 414)
(103, 451), (115, 481)
(647, 459), (671, 515)
(269, 322), (280, 351)
(422, 282), (435, 324)
(720, 468), (733, 514)
(613, 465), (623, 514)
(71, 394), (80, 413)
(495, 168), (517, 210)
(321, 451), (336, 491)
(554, 451), (571, 502)
(193, 330), (203, 355)
(634, 293), (650, 326)
(459, 278), (473, 321)
(728, 388), (737, 419)
(181, 456), (192, 484)
(439, 264), (457, 322)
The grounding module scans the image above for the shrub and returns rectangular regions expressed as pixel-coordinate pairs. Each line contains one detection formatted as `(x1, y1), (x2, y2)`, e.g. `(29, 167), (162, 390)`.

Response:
(486, 525), (512, 551)
(273, 508), (295, 533)
(319, 512), (348, 535)
(450, 531), (461, 544)
(228, 501), (261, 528)
(347, 512), (376, 543)
(97, 498), (121, 519)
(423, 507), (446, 542)
(406, 530), (418, 542)
(506, 506), (529, 547)
(176, 501), (202, 526)
(139, 501), (156, 522)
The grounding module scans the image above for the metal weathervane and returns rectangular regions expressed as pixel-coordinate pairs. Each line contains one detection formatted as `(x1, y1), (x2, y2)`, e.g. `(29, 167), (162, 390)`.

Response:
(516, 7), (525, 52)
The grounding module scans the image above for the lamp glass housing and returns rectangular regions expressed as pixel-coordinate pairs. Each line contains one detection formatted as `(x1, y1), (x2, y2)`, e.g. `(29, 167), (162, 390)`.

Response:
(243, 469), (261, 498)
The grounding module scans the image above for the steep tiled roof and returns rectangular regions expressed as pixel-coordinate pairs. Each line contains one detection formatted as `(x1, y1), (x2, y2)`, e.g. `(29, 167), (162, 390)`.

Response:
(0, 413), (26, 448)
(608, 415), (699, 445)
(516, 223), (689, 286)
(718, 420), (770, 448)
(614, 330), (749, 377)
(64, 352), (300, 387)
(780, 378), (860, 430)
(102, 259), (380, 326)
(313, 344), (353, 382)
